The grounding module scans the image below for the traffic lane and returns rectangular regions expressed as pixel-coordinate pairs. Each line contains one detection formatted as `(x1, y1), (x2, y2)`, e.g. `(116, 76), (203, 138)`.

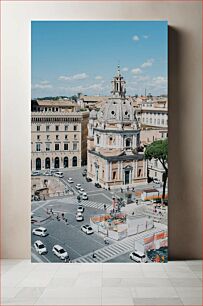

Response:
(31, 205), (108, 262)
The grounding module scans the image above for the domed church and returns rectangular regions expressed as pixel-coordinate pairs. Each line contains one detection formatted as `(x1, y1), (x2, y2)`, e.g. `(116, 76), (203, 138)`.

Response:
(87, 66), (147, 189)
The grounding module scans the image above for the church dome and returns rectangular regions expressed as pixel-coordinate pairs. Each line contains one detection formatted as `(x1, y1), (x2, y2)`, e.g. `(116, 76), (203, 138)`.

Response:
(97, 65), (138, 126)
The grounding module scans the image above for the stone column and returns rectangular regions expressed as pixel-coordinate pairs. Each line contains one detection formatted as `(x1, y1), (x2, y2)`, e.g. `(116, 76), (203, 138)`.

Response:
(106, 160), (109, 181)
(109, 162), (112, 181)
(135, 160), (138, 178)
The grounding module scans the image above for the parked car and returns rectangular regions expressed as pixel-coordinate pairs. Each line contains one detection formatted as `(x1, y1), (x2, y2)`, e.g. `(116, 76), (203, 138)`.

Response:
(129, 251), (147, 263)
(86, 177), (92, 182)
(52, 245), (69, 260)
(79, 188), (85, 194)
(31, 171), (40, 176)
(77, 205), (84, 213)
(76, 212), (84, 222)
(34, 240), (47, 255)
(44, 170), (52, 176)
(153, 178), (161, 184)
(32, 227), (48, 237)
(82, 193), (88, 200)
(67, 178), (74, 183)
(95, 183), (102, 188)
(75, 184), (81, 190)
(81, 225), (94, 235)
(54, 172), (64, 178)
(50, 169), (58, 174)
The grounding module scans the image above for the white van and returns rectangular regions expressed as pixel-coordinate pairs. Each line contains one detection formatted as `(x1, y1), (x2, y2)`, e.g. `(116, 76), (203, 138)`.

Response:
(129, 251), (147, 263)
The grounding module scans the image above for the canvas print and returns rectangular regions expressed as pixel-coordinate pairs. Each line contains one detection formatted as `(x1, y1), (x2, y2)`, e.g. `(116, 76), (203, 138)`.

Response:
(31, 21), (168, 263)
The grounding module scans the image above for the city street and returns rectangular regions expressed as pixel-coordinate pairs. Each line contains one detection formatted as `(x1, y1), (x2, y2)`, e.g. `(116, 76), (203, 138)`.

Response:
(31, 167), (167, 263)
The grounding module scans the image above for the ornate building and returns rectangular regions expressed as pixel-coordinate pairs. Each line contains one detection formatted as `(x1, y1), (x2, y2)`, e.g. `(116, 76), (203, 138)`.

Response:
(31, 99), (89, 171)
(87, 66), (147, 189)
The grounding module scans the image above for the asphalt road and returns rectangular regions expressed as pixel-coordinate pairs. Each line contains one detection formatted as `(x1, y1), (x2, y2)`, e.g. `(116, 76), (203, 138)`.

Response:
(31, 201), (111, 263)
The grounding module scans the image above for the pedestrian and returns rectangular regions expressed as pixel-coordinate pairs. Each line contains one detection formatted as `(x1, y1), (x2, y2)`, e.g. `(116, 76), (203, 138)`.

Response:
(92, 250), (96, 259)
(132, 211), (134, 216)
(104, 204), (106, 211)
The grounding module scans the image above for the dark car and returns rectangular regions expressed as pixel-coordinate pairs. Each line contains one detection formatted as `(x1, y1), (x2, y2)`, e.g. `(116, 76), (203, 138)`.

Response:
(95, 183), (102, 188)
(86, 177), (92, 182)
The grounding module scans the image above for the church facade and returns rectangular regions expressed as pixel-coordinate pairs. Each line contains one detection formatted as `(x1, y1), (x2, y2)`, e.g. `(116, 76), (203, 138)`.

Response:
(87, 66), (147, 189)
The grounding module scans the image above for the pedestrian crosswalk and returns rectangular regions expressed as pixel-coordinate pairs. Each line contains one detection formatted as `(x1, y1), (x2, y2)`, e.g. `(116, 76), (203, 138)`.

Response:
(61, 196), (112, 211)
(72, 228), (158, 263)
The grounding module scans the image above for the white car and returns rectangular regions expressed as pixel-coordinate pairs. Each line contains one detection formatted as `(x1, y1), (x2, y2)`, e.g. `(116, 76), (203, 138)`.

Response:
(75, 184), (81, 190)
(77, 205), (84, 213)
(81, 225), (94, 235)
(52, 245), (69, 260)
(129, 251), (147, 263)
(76, 212), (84, 222)
(82, 193), (88, 200)
(32, 227), (48, 237)
(153, 178), (161, 184)
(44, 170), (52, 176)
(79, 188), (85, 194)
(67, 178), (74, 183)
(34, 240), (47, 255)
(54, 172), (64, 178)
(31, 171), (40, 176)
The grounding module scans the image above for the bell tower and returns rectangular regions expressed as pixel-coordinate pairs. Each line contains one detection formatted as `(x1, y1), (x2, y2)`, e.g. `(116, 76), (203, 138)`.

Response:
(111, 64), (126, 98)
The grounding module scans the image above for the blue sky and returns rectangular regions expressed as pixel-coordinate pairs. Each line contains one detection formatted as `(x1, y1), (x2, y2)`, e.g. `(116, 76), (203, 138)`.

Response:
(31, 21), (167, 98)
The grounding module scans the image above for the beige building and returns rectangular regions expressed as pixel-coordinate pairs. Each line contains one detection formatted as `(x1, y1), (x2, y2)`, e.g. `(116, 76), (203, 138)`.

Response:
(77, 95), (109, 110)
(87, 66), (147, 189)
(31, 99), (89, 170)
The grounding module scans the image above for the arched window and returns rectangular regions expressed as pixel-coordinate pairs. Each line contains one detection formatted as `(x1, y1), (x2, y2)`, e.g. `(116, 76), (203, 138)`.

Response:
(54, 157), (60, 169)
(45, 157), (50, 169)
(36, 158), (41, 170)
(64, 157), (68, 168)
(72, 156), (77, 167)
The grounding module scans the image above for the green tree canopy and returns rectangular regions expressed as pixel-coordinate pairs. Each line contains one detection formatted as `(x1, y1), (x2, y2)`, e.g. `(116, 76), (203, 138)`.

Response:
(144, 139), (168, 171)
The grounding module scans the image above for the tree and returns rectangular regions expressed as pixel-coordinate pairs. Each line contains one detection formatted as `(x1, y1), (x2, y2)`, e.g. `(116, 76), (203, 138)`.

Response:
(144, 139), (168, 201)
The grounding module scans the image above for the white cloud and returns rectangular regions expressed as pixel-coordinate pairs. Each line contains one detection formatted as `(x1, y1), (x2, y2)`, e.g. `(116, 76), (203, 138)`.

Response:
(152, 76), (167, 86)
(143, 35), (149, 39)
(141, 58), (154, 68)
(59, 73), (88, 81)
(95, 75), (103, 80)
(132, 35), (139, 41)
(133, 75), (150, 82)
(32, 81), (52, 89)
(131, 68), (142, 75)
(122, 67), (129, 72)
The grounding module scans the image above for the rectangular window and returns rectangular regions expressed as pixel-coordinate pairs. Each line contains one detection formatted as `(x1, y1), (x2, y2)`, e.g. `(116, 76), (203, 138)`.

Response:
(55, 143), (59, 151)
(74, 125), (77, 131)
(55, 125), (59, 131)
(46, 125), (50, 131)
(56, 135), (59, 140)
(162, 119), (164, 125)
(37, 135), (40, 140)
(46, 143), (50, 151)
(47, 135), (50, 140)
(36, 143), (40, 152)
(113, 171), (116, 180)
(37, 126), (40, 131)
(74, 134), (77, 140)
(65, 135), (68, 140)
(64, 143), (68, 151)
(65, 125), (68, 131)
(73, 143), (77, 151)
